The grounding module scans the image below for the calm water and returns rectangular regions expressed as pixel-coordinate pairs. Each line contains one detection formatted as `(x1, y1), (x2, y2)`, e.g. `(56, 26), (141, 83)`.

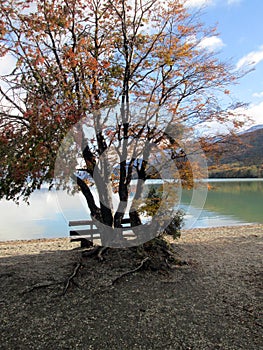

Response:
(181, 179), (263, 229)
(0, 179), (262, 241)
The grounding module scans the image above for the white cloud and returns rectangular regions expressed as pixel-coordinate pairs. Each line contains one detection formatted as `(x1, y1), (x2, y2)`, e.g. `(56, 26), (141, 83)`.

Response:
(197, 36), (225, 51)
(0, 53), (16, 76)
(245, 101), (263, 125)
(184, 0), (242, 9)
(252, 91), (263, 99)
(184, 0), (213, 8)
(227, 0), (242, 5)
(200, 100), (263, 136)
(236, 46), (263, 70)
(232, 102), (263, 129)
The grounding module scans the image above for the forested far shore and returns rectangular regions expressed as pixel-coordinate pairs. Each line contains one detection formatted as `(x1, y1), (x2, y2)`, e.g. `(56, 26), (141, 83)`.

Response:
(209, 164), (263, 178)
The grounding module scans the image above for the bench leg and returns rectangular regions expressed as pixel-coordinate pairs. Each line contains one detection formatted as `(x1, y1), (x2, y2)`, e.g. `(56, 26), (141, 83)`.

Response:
(80, 239), (93, 248)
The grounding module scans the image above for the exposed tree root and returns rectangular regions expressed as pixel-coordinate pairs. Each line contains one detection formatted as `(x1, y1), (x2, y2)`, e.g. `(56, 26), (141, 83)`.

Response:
(21, 237), (185, 297)
(97, 246), (108, 261)
(112, 257), (150, 285)
(21, 281), (62, 294)
(81, 245), (108, 261)
(135, 236), (185, 271)
(82, 246), (101, 258)
(22, 261), (84, 296)
(62, 260), (83, 296)
(81, 236), (185, 274)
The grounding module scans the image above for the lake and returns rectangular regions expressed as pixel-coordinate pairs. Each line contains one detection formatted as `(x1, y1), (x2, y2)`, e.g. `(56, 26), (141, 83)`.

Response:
(0, 179), (262, 241)
(181, 179), (263, 229)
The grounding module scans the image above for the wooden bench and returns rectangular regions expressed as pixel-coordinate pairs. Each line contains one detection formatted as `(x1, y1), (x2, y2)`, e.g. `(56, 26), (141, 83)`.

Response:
(69, 218), (134, 247)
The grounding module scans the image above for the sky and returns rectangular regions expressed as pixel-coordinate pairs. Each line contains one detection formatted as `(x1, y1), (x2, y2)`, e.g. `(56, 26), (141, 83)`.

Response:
(0, 0), (263, 128)
(186, 0), (263, 127)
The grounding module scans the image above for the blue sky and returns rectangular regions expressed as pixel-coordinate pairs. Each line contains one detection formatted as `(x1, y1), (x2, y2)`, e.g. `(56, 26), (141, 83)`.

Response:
(187, 0), (263, 126)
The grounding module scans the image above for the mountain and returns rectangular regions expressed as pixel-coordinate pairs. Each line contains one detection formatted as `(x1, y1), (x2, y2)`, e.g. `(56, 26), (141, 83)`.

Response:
(239, 124), (263, 134)
(207, 124), (263, 178)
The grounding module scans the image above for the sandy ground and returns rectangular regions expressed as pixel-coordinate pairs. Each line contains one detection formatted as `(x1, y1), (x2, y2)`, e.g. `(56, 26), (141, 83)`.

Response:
(0, 224), (262, 349)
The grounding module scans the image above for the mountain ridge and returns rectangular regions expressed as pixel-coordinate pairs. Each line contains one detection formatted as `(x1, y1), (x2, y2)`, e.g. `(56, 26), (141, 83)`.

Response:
(207, 124), (263, 178)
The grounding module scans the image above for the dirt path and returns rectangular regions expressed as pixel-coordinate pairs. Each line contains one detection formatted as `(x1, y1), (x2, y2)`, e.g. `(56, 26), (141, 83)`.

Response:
(0, 225), (262, 349)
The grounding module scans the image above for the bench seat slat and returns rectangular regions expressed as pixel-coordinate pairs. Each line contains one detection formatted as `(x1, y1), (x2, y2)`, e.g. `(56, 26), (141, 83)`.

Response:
(70, 233), (136, 240)
(69, 227), (134, 236)
(70, 227), (133, 235)
(70, 234), (101, 239)
(70, 229), (99, 235)
(69, 218), (131, 227)
(70, 230), (136, 238)
(69, 218), (134, 246)
(69, 220), (94, 226)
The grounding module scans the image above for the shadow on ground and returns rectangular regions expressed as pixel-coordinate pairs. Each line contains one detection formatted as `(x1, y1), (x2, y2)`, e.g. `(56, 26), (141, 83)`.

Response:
(0, 231), (262, 350)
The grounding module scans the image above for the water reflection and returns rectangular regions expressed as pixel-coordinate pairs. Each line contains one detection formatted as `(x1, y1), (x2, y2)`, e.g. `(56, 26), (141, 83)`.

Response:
(0, 190), (68, 241)
(0, 179), (262, 241)
(180, 179), (263, 227)
(203, 180), (263, 224)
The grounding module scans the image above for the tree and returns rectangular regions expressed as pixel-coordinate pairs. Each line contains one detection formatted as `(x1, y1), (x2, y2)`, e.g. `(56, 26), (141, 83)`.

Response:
(0, 0), (245, 249)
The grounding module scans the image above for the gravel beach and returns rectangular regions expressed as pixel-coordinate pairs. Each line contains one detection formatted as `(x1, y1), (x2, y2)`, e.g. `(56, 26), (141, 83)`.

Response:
(0, 224), (262, 349)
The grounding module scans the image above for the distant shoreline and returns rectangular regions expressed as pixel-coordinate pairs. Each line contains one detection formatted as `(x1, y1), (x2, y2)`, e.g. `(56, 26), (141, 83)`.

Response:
(208, 177), (263, 181)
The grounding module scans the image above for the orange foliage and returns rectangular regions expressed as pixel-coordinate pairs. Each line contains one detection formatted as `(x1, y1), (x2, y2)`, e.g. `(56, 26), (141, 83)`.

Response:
(0, 0), (246, 202)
